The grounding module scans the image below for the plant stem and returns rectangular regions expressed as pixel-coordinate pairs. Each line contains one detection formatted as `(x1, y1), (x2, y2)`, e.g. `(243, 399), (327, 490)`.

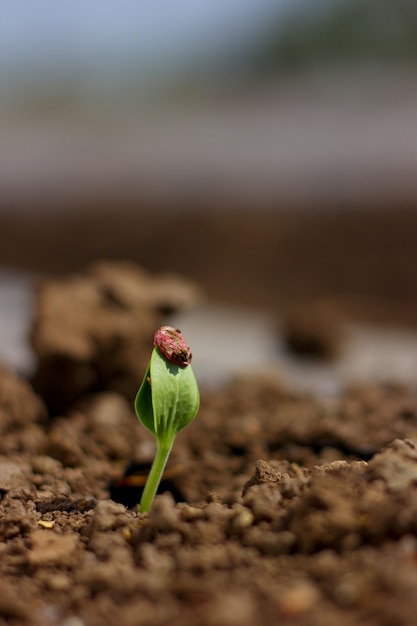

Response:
(139, 439), (174, 513)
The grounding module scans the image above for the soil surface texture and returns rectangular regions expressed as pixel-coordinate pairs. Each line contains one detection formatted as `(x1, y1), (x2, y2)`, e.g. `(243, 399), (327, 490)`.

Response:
(2, 261), (417, 626)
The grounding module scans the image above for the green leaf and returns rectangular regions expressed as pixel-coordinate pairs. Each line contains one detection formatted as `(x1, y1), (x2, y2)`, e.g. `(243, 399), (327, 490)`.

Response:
(150, 347), (199, 444)
(135, 348), (200, 445)
(134, 362), (156, 435)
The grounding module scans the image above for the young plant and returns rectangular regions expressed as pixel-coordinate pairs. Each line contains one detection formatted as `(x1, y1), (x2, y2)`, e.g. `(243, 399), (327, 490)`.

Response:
(135, 326), (200, 512)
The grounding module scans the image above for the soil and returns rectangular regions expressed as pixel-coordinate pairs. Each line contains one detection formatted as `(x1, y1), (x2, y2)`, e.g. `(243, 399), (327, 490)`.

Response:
(3, 204), (417, 328)
(2, 258), (417, 626)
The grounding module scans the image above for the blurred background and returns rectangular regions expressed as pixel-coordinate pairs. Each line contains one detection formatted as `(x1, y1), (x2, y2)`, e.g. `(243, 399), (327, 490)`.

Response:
(1, 0), (417, 330)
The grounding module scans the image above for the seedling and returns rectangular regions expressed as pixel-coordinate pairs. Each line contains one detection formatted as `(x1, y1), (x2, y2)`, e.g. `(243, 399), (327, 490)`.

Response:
(135, 326), (200, 512)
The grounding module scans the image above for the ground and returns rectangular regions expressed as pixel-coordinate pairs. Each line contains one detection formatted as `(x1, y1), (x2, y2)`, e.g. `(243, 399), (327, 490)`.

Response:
(2, 203), (417, 625)
(1, 251), (417, 626)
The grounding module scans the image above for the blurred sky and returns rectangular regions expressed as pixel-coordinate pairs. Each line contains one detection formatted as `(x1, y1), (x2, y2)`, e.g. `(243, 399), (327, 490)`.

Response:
(0, 0), (297, 87)
(1, 0), (417, 210)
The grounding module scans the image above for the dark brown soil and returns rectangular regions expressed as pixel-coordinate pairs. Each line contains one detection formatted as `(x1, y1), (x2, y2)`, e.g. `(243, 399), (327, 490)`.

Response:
(2, 203), (417, 328)
(2, 259), (417, 626)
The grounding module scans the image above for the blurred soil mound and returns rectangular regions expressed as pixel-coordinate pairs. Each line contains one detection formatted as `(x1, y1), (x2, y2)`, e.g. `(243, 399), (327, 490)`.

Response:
(31, 260), (202, 413)
(1, 202), (417, 328)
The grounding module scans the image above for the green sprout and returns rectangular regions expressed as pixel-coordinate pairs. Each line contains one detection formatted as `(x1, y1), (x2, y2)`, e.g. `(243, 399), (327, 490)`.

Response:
(135, 326), (200, 513)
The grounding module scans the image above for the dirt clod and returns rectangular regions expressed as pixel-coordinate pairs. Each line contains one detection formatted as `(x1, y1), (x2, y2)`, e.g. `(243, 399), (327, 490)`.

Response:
(28, 529), (80, 568)
(31, 261), (202, 412)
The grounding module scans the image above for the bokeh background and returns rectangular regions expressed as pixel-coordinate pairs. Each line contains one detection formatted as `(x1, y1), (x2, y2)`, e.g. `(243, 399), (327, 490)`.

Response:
(1, 0), (417, 325)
